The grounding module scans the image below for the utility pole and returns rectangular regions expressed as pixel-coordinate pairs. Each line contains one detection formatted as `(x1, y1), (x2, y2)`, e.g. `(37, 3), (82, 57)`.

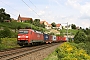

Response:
(60, 22), (69, 41)
(67, 22), (68, 42)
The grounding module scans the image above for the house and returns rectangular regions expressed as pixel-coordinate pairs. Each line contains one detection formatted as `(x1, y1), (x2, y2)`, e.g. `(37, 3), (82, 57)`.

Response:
(17, 14), (32, 22)
(56, 24), (62, 30)
(40, 21), (52, 29)
(52, 24), (62, 30)
(4, 20), (10, 22)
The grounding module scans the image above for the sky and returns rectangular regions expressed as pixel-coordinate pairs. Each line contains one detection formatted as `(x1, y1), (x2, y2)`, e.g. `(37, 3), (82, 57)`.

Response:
(0, 0), (90, 28)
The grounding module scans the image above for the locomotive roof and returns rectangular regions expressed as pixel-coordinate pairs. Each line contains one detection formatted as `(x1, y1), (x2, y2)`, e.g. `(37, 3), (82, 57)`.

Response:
(19, 29), (43, 34)
(19, 29), (32, 30)
(34, 30), (43, 34)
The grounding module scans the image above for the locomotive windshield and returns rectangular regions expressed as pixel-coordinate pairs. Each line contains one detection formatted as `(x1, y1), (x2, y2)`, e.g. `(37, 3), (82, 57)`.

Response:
(19, 30), (28, 34)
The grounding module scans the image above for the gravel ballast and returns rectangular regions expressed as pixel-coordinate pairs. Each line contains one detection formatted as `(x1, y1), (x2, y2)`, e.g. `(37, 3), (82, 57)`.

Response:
(17, 43), (61, 60)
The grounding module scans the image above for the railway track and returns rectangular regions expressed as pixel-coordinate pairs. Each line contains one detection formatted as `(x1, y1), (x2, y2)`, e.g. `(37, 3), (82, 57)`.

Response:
(0, 43), (61, 60)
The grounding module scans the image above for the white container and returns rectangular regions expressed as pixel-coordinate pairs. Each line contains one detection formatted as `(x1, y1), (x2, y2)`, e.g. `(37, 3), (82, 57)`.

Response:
(52, 35), (56, 41)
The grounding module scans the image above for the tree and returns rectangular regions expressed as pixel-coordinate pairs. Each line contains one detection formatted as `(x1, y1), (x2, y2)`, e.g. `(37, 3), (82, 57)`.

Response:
(80, 27), (82, 29)
(25, 19), (33, 23)
(74, 31), (87, 43)
(84, 28), (90, 35)
(0, 8), (11, 22)
(40, 22), (45, 28)
(33, 19), (40, 27)
(71, 24), (76, 29)
(51, 22), (56, 27)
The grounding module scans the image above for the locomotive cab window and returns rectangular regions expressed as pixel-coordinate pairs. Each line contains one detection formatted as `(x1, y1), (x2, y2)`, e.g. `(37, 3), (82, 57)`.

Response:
(19, 30), (28, 34)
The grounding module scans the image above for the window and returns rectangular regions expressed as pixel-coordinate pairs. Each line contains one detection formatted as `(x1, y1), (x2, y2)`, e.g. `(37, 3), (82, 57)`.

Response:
(19, 30), (28, 34)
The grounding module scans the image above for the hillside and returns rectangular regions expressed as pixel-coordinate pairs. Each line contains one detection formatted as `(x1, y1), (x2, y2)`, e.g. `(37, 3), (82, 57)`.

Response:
(0, 21), (78, 37)
(45, 29), (60, 34)
(0, 21), (47, 32)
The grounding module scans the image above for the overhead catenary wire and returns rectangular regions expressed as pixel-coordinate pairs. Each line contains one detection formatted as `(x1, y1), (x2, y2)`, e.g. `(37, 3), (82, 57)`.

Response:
(28, 0), (47, 21)
(0, 0), (28, 18)
(21, 0), (43, 20)
(0, 1), (19, 18)
(0, 0), (21, 14)
(29, 0), (37, 8)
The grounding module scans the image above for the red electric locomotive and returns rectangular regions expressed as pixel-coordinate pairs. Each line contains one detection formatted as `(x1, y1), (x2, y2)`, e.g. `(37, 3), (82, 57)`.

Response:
(17, 29), (44, 46)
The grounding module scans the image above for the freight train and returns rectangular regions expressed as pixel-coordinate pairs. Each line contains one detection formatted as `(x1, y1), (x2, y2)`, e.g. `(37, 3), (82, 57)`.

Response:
(17, 29), (67, 46)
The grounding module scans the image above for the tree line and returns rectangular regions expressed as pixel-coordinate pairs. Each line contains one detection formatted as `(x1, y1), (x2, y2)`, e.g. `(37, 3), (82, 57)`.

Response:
(0, 8), (11, 22)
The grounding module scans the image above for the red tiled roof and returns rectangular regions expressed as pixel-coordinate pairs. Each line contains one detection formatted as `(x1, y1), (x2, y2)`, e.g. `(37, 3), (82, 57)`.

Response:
(18, 14), (32, 21)
(56, 24), (61, 27)
(48, 24), (52, 27)
(40, 21), (45, 24)
(40, 21), (48, 24)
(20, 17), (32, 21)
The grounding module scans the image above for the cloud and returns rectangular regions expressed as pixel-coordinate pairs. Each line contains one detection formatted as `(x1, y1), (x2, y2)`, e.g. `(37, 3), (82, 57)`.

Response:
(37, 11), (45, 16)
(65, 0), (90, 28)
(80, 2), (90, 16)
(82, 20), (90, 28)
(45, 6), (49, 9)
(66, 0), (81, 8)
(66, 0), (90, 16)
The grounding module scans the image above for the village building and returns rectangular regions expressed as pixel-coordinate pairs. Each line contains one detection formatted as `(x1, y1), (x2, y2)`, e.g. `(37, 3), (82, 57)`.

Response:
(17, 14), (32, 22)
(52, 24), (62, 30)
(40, 21), (52, 29)
(56, 24), (62, 30)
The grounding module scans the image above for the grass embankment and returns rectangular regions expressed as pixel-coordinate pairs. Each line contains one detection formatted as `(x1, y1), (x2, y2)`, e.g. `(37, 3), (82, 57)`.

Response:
(61, 29), (79, 35)
(0, 22), (47, 32)
(44, 42), (90, 60)
(0, 38), (19, 50)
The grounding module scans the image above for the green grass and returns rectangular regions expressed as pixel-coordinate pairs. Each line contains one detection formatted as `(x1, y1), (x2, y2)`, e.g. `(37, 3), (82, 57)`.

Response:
(60, 29), (79, 35)
(0, 21), (47, 32)
(0, 38), (19, 50)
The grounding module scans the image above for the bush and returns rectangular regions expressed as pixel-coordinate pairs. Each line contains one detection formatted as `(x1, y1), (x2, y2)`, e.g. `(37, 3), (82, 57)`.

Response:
(55, 42), (90, 60)
(0, 38), (1, 43)
(44, 42), (90, 60)
(0, 27), (17, 38)
(0, 27), (12, 38)
(87, 35), (90, 42)
(74, 31), (87, 43)
(0, 38), (19, 50)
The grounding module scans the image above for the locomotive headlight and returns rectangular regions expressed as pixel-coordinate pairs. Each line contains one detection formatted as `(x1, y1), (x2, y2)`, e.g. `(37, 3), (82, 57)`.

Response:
(18, 36), (20, 38)
(26, 36), (28, 38)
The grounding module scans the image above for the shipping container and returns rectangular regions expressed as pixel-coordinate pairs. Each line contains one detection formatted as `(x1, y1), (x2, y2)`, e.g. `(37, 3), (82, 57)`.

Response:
(44, 34), (52, 43)
(48, 35), (53, 43)
(52, 35), (56, 42)
(43, 34), (49, 41)
(62, 37), (67, 42)
(56, 36), (62, 42)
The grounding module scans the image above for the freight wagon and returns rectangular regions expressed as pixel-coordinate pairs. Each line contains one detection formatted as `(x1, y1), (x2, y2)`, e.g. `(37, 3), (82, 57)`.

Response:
(56, 36), (67, 42)
(43, 34), (52, 43)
